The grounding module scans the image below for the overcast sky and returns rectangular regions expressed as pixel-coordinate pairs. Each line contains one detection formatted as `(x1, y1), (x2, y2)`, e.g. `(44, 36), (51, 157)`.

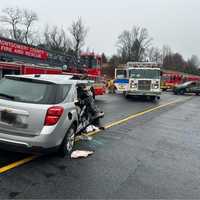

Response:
(0, 0), (199, 59)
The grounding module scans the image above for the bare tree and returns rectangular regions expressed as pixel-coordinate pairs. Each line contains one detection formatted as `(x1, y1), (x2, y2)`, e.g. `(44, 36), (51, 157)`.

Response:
(69, 17), (88, 57)
(162, 45), (172, 62)
(147, 47), (162, 63)
(163, 53), (185, 71)
(43, 25), (72, 53)
(0, 7), (23, 41)
(117, 26), (152, 63)
(0, 7), (38, 44)
(22, 9), (38, 44)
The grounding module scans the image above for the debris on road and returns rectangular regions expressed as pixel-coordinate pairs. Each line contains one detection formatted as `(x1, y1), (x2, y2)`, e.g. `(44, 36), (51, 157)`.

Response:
(71, 150), (94, 159)
(86, 125), (100, 132)
(76, 134), (93, 141)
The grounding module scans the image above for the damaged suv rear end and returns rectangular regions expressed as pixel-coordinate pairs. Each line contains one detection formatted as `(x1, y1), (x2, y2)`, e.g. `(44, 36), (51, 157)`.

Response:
(0, 75), (79, 156)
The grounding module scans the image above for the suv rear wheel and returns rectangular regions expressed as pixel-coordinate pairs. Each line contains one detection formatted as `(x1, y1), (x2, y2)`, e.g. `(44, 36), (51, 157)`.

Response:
(58, 125), (76, 157)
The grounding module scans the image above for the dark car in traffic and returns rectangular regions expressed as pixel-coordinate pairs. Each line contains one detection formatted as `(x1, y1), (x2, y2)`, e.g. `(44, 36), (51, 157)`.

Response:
(173, 81), (200, 95)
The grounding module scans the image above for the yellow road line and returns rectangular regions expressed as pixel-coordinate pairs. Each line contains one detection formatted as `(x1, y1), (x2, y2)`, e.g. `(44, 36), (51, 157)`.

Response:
(0, 97), (190, 174)
(82, 98), (187, 137)
(104, 99), (181, 129)
(0, 155), (37, 174)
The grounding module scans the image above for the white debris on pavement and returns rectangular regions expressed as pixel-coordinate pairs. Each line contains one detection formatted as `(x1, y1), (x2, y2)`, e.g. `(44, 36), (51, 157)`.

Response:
(71, 150), (94, 159)
(86, 125), (100, 133)
(76, 134), (93, 141)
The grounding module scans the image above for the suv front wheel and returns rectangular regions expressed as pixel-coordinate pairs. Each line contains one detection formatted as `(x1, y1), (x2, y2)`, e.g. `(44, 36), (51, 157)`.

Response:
(58, 125), (76, 157)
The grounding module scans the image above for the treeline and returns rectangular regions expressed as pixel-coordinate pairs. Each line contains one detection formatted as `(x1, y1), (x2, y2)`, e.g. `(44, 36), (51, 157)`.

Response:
(103, 26), (200, 78)
(0, 7), (88, 57)
(0, 7), (199, 77)
(163, 54), (200, 75)
(104, 51), (200, 78)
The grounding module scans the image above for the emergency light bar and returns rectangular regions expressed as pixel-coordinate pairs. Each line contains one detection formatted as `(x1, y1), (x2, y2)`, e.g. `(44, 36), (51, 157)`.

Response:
(126, 62), (161, 68)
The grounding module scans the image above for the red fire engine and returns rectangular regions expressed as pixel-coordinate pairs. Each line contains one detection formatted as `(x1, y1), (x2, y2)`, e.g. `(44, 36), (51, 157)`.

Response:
(0, 37), (106, 97)
(79, 52), (106, 96)
(161, 70), (200, 91)
(0, 61), (63, 78)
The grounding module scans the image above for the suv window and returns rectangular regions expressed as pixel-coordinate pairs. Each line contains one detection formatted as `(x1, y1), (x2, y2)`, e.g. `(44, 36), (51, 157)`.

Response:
(56, 84), (72, 103)
(0, 77), (58, 104)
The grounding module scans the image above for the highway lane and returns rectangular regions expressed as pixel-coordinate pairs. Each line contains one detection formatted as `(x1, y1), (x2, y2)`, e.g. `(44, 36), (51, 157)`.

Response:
(97, 92), (190, 125)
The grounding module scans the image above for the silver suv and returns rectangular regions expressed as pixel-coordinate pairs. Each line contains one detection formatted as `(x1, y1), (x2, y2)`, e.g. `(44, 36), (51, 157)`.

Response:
(0, 74), (95, 156)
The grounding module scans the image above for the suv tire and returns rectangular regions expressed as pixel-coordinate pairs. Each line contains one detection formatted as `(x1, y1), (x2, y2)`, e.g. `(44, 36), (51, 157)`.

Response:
(58, 125), (76, 157)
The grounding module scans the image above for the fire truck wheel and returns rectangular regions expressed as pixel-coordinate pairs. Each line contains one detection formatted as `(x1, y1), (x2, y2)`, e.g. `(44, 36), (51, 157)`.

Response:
(150, 96), (156, 102)
(124, 92), (130, 98)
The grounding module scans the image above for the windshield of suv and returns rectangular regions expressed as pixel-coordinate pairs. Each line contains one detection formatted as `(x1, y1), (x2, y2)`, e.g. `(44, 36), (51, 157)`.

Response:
(0, 78), (70, 104)
(129, 69), (160, 79)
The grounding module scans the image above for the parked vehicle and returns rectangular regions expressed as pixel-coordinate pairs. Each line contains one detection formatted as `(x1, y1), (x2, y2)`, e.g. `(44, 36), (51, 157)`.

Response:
(0, 74), (103, 156)
(161, 71), (182, 91)
(115, 62), (161, 101)
(161, 70), (200, 91)
(173, 81), (200, 95)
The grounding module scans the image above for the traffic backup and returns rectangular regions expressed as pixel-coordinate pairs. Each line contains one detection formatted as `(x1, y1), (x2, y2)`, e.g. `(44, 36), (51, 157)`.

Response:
(115, 62), (161, 100)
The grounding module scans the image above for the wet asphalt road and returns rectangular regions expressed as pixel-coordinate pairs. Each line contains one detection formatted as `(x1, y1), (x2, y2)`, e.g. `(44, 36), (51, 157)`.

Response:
(0, 92), (200, 198)
(96, 92), (186, 125)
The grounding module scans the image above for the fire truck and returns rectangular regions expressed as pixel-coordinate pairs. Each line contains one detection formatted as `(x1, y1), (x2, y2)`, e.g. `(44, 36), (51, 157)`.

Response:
(0, 37), (106, 97)
(161, 70), (200, 91)
(115, 62), (161, 101)
(65, 52), (106, 96)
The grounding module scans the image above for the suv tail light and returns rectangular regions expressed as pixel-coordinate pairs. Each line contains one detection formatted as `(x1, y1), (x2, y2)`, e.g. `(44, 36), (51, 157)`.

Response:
(44, 106), (64, 126)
